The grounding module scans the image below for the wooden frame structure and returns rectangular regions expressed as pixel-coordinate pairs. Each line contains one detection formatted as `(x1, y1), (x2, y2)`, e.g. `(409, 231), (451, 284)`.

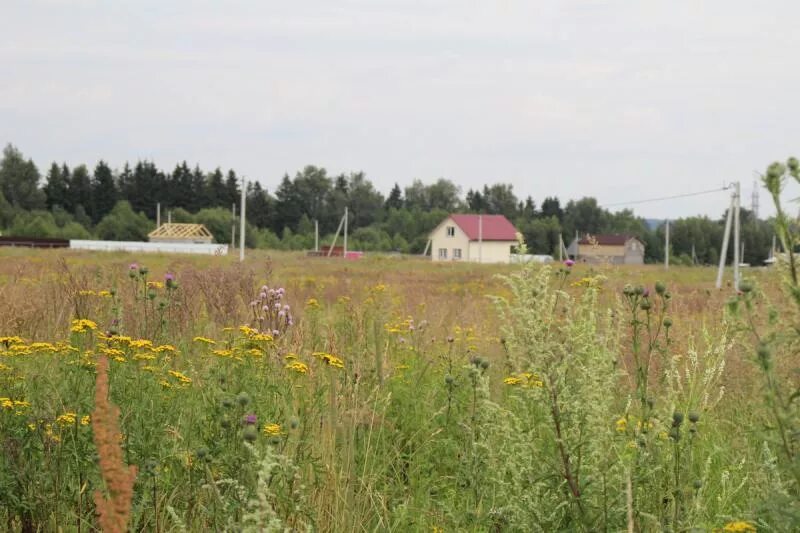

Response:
(148, 223), (214, 244)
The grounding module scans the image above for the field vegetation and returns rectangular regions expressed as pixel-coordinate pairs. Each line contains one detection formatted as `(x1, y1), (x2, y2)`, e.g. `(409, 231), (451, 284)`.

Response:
(0, 245), (796, 532)
(0, 159), (799, 531)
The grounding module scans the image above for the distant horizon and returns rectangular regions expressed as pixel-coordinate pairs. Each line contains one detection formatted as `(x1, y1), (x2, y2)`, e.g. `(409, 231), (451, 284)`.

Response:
(5, 141), (770, 223)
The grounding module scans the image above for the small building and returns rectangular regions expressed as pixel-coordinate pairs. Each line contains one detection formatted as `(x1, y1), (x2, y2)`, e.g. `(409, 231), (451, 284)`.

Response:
(148, 223), (214, 244)
(567, 234), (645, 265)
(429, 214), (519, 264)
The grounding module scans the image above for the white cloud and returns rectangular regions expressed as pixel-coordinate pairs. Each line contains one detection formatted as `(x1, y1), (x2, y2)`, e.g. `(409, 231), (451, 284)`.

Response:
(1, 1), (798, 217)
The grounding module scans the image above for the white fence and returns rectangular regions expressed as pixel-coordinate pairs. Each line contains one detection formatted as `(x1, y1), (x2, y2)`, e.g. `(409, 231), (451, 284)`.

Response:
(70, 240), (229, 255)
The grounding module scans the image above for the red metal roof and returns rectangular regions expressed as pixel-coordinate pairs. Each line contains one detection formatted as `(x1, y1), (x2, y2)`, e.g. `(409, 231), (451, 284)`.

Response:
(449, 214), (518, 241)
(578, 234), (639, 246)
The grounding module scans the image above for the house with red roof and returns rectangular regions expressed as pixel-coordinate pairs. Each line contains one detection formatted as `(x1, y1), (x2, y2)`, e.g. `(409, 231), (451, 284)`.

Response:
(566, 234), (645, 265)
(429, 214), (519, 263)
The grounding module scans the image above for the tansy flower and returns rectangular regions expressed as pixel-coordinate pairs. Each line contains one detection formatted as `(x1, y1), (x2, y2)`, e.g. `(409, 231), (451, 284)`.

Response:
(721, 521), (756, 532)
(616, 418), (627, 433)
(81, 415), (90, 426)
(167, 370), (192, 385)
(70, 319), (98, 333)
(286, 361), (309, 374)
(193, 336), (216, 345)
(262, 423), (282, 436)
(56, 413), (77, 426)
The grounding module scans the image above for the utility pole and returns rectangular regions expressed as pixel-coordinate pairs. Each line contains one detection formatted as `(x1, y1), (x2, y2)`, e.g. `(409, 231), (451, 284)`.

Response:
(733, 181), (741, 290)
(343, 207), (348, 257)
(715, 190), (735, 289)
(239, 178), (246, 262)
(167, 210), (172, 224)
(231, 203), (236, 247)
(558, 234), (563, 261)
(156, 202), (161, 227)
(478, 214), (483, 264)
(664, 219), (670, 270)
(752, 180), (759, 220)
(314, 219), (319, 252)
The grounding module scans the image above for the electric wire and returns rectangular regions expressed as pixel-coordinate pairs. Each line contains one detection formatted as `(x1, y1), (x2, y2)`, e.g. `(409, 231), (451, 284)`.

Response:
(602, 186), (729, 208)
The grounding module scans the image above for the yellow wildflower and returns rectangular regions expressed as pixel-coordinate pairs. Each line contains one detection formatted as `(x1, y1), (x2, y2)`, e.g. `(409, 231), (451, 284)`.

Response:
(239, 325), (258, 336)
(503, 377), (522, 386)
(97, 290), (113, 298)
(262, 423), (282, 436)
(153, 344), (177, 353)
(616, 418), (627, 433)
(313, 352), (344, 369)
(250, 333), (273, 342)
(306, 298), (321, 309)
(70, 319), (98, 333)
(78, 290), (96, 296)
(212, 349), (234, 358)
(130, 339), (153, 349)
(81, 415), (90, 426)
(168, 370), (192, 385)
(721, 521), (756, 532)
(286, 361), (309, 374)
(193, 336), (216, 345)
(147, 281), (164, 289)
(56, 412), (77, 426)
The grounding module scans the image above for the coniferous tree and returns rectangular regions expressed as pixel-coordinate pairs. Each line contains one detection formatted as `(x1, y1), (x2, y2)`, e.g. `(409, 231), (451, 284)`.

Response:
(44, 162), (70, 210)
(247, 181), (275, 229)
(67, 164), (93, 216)
(385, 183), (403, 210)
(91, 161), (118, 224)
(189, 165), (207, 212)
(206, 168), (226, 207)
(224, 170), (240, 207)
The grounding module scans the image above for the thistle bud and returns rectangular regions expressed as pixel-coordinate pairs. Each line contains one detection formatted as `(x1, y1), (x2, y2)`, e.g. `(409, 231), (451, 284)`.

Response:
(672, 411), (684, 426)
(655, 281), (666, 295)
(237, 392), (251, 407)
(243, 425), (258, 442)
(739, 280), (754, 293)
(688, 412), (700, 424)
(663, 317), (673, 328)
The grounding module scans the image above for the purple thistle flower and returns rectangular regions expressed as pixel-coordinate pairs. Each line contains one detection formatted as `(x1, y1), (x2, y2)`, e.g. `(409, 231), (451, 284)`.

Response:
(278, 310), (286, 320)
(564, 259), (575, 267)
(129, 263), (138, 270)
(643, 288), (650, 298)
(259, 291), (267, 299)
(243, 414), (257, 425)
(272, 329), (280, 337)
(165, 272), (175, 281)
(262, 305), (269, 312)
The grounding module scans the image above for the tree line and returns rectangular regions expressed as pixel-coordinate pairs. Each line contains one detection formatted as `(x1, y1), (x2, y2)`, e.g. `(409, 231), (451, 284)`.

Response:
(0, 143), (776, 264)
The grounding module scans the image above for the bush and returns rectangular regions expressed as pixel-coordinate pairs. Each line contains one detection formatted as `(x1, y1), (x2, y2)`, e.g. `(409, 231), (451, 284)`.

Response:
(95, 201), (154, 241)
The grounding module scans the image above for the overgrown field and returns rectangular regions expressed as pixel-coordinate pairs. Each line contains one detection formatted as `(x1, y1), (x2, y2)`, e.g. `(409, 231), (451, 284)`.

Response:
(0, 249), (797, 532)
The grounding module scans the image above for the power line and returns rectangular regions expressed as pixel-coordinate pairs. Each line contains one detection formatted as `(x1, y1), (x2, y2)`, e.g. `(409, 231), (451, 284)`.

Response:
(602, 186), (729, 208)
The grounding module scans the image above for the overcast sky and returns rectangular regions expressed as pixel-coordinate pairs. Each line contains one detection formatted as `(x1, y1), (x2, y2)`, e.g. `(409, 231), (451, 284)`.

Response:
(2, 1), (799, 219)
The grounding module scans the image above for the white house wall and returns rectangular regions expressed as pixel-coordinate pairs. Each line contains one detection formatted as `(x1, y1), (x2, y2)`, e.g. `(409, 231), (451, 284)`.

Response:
(467, 240), (513, 263)
(430, 220), (470, 262)
(430, 218), (513, 264)
(70, 240), (229, 255)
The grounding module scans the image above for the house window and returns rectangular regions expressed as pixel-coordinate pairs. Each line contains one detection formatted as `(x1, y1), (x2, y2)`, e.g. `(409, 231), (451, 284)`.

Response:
(438, 248), (448, 259)
(453, 248), (462, 259)
(446, 226), (455, 237)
